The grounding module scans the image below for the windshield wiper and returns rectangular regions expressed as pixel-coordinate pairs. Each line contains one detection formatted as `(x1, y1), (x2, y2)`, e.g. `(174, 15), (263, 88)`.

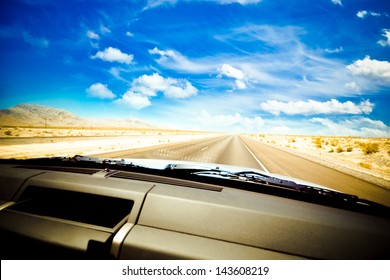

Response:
(165, 164), (389, 215)
(190, 169), (358, 202)
(26, 155), (147, 169)
(233, 171), (361, 203)
(193, 170), (300, 188)
(3, 156), (389, 217)
(166, 163), (313, 191)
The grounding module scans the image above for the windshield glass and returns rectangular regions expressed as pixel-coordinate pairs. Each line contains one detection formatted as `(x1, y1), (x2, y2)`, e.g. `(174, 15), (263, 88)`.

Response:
(1, 0), (389, 207)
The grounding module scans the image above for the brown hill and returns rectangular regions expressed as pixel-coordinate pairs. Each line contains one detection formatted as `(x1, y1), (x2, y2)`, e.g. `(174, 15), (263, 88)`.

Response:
(0, 103), (154, 128)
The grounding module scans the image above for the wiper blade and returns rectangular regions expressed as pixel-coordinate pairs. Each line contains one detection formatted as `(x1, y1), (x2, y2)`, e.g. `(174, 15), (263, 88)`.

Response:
(233, 171), (359, 203)
(30, 155), (145, 169)
(5, 156), (369, 202)
(5, 155), (152, 175)
(179, 168), (360, 205)
(233, 171), (301, 189)
(192, 169), (300, 189)
(4, 156), (388, 217)
(167, 164), (356, 197)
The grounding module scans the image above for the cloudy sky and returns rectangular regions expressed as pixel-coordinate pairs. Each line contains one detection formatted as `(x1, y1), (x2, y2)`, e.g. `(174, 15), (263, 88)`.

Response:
(1, 0), (389, 136)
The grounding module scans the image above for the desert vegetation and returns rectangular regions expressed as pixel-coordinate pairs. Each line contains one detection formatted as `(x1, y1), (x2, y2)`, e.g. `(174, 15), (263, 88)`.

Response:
(0, 126), (218, 160)
(0, 126), (207, 138)
(246, 134), (390, 187)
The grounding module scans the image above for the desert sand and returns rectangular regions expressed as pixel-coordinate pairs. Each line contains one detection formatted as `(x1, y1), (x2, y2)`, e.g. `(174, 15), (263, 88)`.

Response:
(0, 127), (217, 159)
(245, 134), (389, 189)
(1, 127), (389, 189)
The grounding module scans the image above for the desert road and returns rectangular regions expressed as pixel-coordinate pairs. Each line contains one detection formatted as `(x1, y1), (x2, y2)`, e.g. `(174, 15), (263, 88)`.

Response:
(94, 134), (390, 207)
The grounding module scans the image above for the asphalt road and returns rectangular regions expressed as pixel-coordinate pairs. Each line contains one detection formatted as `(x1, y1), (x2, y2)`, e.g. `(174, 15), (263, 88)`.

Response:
(95, 134), (390, 207)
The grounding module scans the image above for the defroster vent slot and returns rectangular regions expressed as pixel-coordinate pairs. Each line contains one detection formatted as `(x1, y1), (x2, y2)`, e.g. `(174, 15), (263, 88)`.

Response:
(9, 186), (134, 228)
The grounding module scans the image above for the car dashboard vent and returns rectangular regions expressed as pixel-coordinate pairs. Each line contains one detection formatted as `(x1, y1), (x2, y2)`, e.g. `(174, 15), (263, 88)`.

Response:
(110, 171), (223, 192)
(8, 186), (134, 228)
(15, 165), (100, 175)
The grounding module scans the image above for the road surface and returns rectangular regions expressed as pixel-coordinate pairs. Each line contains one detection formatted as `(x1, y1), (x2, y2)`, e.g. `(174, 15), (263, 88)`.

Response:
(94, 134), (390, 207)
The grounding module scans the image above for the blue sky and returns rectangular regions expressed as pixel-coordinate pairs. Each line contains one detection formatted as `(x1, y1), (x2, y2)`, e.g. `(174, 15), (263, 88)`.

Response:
(1, 0), (389, 136)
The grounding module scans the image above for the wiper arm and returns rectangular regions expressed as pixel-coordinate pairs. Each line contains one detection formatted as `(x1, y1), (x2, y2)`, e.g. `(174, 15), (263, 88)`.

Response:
(167, 164), (341, 194)
(189, 169), (301, 190)
(22, 155), (148, 171)
(3, 155), (389, 216)
(9, 156), (366, 203)
(194, 169), (359, 203)
(234, 171), (358, 200)
(233, 171), (301, 189)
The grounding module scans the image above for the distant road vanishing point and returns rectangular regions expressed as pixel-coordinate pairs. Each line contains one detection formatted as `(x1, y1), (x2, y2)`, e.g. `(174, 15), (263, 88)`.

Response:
(94, 134), (390, 207)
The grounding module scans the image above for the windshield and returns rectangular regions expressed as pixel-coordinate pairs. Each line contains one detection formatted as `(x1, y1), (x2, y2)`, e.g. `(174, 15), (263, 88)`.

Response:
(0, 0), (389, 207)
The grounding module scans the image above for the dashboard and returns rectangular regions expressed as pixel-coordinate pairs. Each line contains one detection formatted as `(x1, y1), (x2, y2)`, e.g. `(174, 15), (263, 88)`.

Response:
(1, 163), (389, 259)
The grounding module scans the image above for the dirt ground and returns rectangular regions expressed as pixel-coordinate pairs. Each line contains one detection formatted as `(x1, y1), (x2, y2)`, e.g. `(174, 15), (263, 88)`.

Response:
(1, 127), (389, 189)
(0, 127), (217, 159)
(245, 134), (390, 189)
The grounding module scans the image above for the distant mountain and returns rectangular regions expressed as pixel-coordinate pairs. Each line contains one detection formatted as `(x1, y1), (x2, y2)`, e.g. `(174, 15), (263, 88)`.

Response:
(0, 103), (155, 128)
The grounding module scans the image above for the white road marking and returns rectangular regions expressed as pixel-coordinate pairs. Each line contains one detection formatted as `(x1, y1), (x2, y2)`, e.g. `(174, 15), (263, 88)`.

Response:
(239, 138), (270, 173)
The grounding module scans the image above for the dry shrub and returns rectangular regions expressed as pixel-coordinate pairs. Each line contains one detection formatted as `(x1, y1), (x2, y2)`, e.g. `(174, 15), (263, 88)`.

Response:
(336, 146), (344, 153)
(359, 162), (372, 169)
(330, 139), (339, 146)
(312, 137), (322, 149)
(358, 142), (379, 155)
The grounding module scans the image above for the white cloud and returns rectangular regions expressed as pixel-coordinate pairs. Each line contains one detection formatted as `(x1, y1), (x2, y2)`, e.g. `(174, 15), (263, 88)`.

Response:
(100, 25), (111, 34)
(378, 29), (390, 47)
(218, 64), (244, 80)
(115, 91), (151, 109)
(86, 30), (99, 40)
(109, 67), (124, 81)
(126, 31), (134, 37)
(149, 47), (213, 73)
(325, 46), (343, 53)
(149, 47), (175, 59)
(131, 73), (198, 98)
(267, 125), (292, 135)
(86, 83), (116, 99)
(311, 117), (389, 137)
(229, 24), (304, 46)
(90, 42), (99, 49)
(144, 0), (177, 10)
(23, 32), (49, 48)
(217, 23), (390, 98)
(357, 10), (382, 18)
(214, 24), (353, 95)
(165, 80), (198, 98)
(218, 64), (247, 89)
(344, 82), (360, 93)
(132, 73), (171, 97)
(91, 47), (134, 64)
(356, 10), (368, 18)
(115, 73), (198, 109)
(347, 56), (390, 82)
(198, 110), (264, 130)
(217, 0), (262, 4)
(144, 0), (261, 10)
(331, 0), (342, 6)
(149, 25), (354, 96)
(259, 99), (373, 116)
